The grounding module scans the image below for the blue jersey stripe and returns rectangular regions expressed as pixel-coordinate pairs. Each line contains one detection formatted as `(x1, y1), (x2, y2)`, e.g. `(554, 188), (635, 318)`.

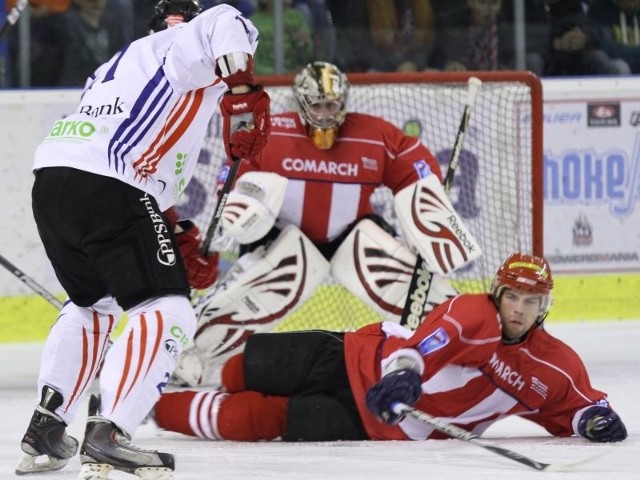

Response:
(108, 67), (171, 173)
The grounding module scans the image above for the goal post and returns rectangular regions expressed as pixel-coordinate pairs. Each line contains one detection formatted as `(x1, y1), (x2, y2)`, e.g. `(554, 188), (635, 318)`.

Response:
(178, 70), (543, 332)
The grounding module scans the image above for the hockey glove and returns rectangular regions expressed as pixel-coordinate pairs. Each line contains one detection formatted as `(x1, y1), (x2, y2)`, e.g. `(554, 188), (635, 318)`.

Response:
(365, 368), (422, 424)
(220, 85), (271, 160)
(577, 406), (627, 442)
(175, 220), (218, 290)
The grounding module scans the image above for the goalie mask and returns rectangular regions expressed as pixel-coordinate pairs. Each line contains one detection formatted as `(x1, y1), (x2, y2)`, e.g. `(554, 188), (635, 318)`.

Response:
(293, 61), (349, 150)
(492, 252), (554, 326)
(148, 0), (203, 33)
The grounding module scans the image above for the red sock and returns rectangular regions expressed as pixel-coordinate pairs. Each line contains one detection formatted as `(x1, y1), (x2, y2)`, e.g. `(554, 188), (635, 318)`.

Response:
(221, 353), (245, 392)
(155, 389), (288, 441)
(155, 390), (200, 436)
(218, 391), (288, 441)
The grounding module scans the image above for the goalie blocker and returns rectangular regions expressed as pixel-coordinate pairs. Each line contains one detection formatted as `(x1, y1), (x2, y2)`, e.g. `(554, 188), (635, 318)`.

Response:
(394, 174), (482, 275)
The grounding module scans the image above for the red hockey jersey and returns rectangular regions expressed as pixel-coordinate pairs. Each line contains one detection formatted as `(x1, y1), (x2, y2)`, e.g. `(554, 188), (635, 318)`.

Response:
(344, 294), (610, 440)
(227, 112), (442, 243)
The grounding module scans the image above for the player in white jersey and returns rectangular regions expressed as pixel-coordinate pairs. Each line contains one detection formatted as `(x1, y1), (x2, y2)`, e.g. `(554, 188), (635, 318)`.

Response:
(16, 4), (270, 479)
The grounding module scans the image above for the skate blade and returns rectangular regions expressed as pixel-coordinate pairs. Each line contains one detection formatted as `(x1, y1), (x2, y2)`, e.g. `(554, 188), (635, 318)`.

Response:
(78, 463), (173, 480)
(78, 463), (114, 480)
(15, 451), (70, 475)
(134, 466), (174, 479)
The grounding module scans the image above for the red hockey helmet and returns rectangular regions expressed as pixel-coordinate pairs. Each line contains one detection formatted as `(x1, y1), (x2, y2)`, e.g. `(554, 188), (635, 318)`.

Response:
(492, 252), (554, 321)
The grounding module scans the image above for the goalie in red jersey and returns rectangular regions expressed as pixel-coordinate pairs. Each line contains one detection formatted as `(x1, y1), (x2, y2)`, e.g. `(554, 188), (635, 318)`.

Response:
(154, 252), (627, 444)
(173, 61), (483, 386)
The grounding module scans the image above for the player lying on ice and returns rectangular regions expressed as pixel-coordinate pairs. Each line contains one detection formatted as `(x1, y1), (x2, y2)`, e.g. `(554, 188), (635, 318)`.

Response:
(16, 2), (270, 479)
(172, 60), (482, 386)
(155, 252), (627, 444)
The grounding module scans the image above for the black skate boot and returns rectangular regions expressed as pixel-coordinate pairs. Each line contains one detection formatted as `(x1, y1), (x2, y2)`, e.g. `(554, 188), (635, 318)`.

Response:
(78, 412), (174, 480)
(15, 385), (79, 475)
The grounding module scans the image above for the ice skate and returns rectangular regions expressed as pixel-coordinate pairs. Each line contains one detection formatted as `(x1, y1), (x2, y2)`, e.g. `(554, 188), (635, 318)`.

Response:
(78, 414), (174, 480)
(15, 385), (79, 475)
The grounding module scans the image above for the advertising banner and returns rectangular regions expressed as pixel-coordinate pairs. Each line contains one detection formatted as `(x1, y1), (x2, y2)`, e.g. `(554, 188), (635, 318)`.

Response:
(543, 78), (640, 274)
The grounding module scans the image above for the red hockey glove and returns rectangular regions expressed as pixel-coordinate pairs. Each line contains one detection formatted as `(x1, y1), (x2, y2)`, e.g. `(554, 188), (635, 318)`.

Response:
(220, 85), (271, 160)
(175, 220), (218, 290)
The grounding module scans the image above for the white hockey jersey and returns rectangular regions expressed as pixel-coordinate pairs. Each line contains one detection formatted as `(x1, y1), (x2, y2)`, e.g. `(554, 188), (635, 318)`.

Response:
(32, 5), (259, 212)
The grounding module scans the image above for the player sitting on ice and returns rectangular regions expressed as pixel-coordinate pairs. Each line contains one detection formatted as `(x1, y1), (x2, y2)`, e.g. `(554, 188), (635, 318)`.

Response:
(155, 252), (627, 444)
(172, 61), (482, 386)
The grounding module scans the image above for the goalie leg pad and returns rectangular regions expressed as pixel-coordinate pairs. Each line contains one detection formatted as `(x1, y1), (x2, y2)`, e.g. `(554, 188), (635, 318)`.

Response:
(331, 218), (459, 326)
(186, 225), (330, 383)
(394, 174), (482, 275)
(331, 218), (417, 322)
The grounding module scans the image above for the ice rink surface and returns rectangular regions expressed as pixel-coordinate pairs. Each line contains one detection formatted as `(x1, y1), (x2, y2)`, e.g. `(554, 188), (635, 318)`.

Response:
(1, 320), (638, 480)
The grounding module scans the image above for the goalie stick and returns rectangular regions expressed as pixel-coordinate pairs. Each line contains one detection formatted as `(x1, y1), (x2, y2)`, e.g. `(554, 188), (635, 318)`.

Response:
(0, 0), (29, 42)
(0, 253), (64, 309)
(392, 403), (598, 472)
(399, 77), (482, 328)
(201, 157), (242, 255)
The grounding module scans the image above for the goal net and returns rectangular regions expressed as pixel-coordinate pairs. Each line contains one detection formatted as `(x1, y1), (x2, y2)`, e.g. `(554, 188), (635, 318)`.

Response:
(176, 71), (543, 333)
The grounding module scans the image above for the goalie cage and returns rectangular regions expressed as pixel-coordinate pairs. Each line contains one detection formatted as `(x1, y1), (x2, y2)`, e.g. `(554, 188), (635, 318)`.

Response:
(176, 71), (543, 333)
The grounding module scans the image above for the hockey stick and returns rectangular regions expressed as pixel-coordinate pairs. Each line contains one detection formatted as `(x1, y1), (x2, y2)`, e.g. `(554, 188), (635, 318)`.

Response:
(0, 253), (64, 309)
(393, 403), (596, 472)
(201, 157), (242, 255)
(399, 77), (482, 328)
(0, 0), (29, 43)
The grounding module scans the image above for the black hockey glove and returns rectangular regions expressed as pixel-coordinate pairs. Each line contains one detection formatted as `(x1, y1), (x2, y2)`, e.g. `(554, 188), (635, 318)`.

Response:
(365, 368), (422, 424)
(577, 406), (627, 442)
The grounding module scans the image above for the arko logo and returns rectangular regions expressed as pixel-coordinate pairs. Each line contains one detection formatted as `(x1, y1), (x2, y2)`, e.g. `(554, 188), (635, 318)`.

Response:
(48, 119), (96, 139)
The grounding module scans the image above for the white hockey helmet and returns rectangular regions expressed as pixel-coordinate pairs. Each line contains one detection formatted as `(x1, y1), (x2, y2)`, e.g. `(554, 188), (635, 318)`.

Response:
(293, 61), (349, 149)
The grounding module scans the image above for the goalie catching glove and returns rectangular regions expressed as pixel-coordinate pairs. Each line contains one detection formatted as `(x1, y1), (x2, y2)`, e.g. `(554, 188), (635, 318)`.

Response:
(220, 85), (271, 160)
(221, 171), (288, 244)
(165, 207), (218, 290)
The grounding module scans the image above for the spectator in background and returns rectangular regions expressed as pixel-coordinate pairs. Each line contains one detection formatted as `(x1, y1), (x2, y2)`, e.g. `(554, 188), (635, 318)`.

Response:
(432, 0), (511, 71)
(29, 0), (132, 86)
(103, 0), (134, 45)
(293, 0), (337, 63)
(326, 0), (371, 71)
(589, 0), (640, 73)
(501, 0), (550, 75)
(544, 0), (629, 75)
(367, 0), (436, 71)
(250, 0), (315, 75)
(134, 0), (165, 36)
